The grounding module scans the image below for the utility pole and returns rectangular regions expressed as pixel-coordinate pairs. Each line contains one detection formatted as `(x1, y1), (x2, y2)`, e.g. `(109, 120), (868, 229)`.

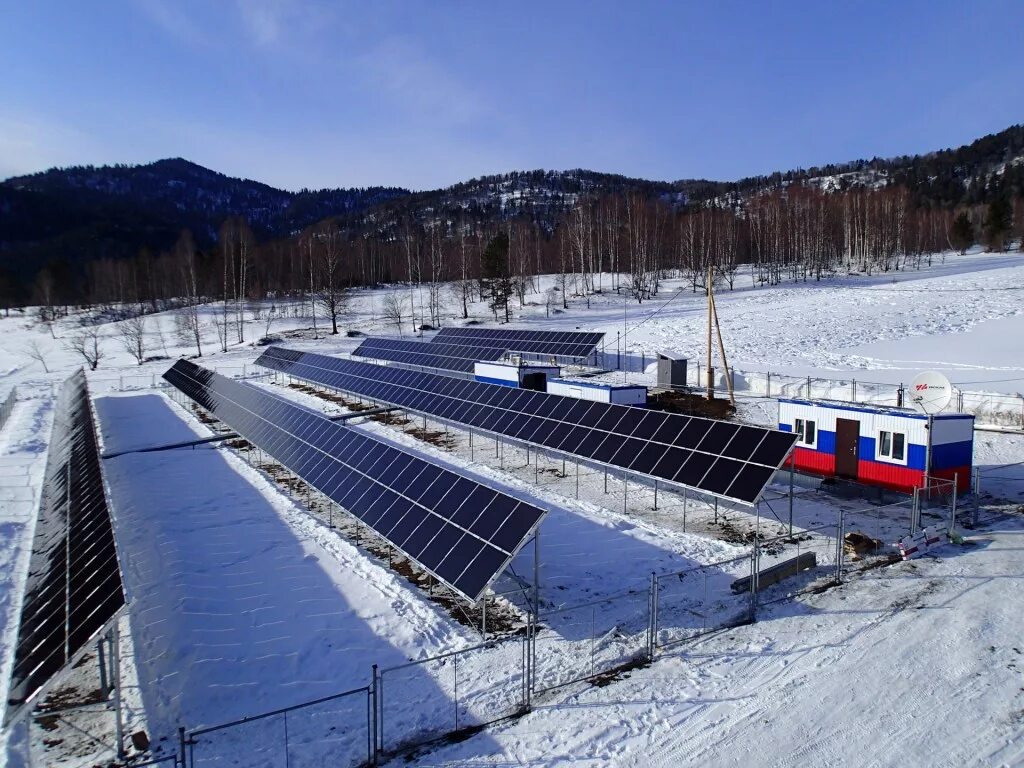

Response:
(706, 264), (714, 400)
(710, 283), (735, 406)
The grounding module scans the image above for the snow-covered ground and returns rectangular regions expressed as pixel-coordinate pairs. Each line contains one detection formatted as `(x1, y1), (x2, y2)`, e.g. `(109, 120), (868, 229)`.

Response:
(0, 249), (1022, 766)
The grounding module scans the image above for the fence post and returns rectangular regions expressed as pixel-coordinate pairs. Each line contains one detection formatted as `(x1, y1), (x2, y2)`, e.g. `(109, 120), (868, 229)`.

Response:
(910, 487), (920, 534)
(766, 371), (771, 398)
(178, 727), (187, 768)
(836, 509), (845, 584)
(749, 542), (759, 622)
(372, 664), (380, 761)
(648, 572), (657, 660)
(971, 467), (981, 528)
(851, 379), (857, 402)
(806, 376), (812, 398)
(949, 473), (959, 533)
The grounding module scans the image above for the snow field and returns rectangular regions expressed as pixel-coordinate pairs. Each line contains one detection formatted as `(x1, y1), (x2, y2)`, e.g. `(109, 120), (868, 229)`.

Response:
(0, 248), (1021, 765)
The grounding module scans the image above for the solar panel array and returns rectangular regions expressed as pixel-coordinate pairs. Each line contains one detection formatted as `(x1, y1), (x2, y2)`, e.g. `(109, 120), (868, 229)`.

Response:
(256, 348), (797, 505)
(352, 337), (508, 373)
(163, 360), (546, 602)
(6, 371), (125, 723)
(432, 327), (604, 359)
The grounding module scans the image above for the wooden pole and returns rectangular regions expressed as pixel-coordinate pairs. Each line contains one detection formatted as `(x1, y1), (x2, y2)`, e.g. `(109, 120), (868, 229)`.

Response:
(706, 264), (714, 401)
(710, 288), (735, 406)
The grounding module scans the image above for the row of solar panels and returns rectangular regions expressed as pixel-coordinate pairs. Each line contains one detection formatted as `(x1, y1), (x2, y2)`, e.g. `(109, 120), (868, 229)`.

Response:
(6, 371), (125, 725)
(256, 347), (797, 506)
(352, 327), (605, 374)
(163, 361), (546, 603)
(433, 327), (604, 359)
(353, 337), (506, 373)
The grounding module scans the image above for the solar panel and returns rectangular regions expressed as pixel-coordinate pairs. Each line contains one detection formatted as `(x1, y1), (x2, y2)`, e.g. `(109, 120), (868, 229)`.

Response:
(432, 327), (604, 359)
(255, 348), (796, 506)
(352, 337), (508, 373)
(162, 360), (546, 602)
(6, 371), (125, 724)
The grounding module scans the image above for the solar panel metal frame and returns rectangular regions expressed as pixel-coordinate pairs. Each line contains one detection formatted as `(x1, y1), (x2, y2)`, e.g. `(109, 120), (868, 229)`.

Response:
(162, 360), (546, 603)
(5, 370), (126, 726)
(255, 347), (797, 507)
(432, 327), (604, 359)
(352, 337), (509, 373)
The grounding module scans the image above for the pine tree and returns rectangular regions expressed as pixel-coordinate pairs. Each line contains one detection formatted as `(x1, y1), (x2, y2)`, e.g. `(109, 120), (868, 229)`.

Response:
(481, 233), (513, 322)
(983, 196), (1012, 251)
(949, 211), (974, 254)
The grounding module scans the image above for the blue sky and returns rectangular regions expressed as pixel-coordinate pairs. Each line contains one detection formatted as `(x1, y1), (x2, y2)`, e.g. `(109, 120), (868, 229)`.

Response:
(2, 1), (1022, 191)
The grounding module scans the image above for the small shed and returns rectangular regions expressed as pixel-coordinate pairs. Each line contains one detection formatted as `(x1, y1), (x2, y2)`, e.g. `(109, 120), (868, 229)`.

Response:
(474, 360), (560, 390)
(778, 398), (973, 493)
(656, 353), (688, 389)
(547, 377), (648, 406)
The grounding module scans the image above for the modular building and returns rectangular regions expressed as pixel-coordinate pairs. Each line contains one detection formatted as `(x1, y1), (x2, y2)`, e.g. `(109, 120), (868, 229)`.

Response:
(547, 377), (648, 406)
(778, 398), (973, 493)
(473, 360), (560, 390)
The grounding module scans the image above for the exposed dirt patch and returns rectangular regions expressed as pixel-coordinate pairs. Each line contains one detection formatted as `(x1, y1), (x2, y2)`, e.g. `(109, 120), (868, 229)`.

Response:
(650, 390), (736, 419)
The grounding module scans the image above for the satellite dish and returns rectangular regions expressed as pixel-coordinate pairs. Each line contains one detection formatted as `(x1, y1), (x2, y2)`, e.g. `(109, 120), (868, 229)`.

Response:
(909, 371), (953, 414)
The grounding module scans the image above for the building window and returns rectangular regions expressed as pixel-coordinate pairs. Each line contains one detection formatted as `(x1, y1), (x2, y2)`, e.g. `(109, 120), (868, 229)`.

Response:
(878, 430), (906, 462)
(794, 418), (817, 448)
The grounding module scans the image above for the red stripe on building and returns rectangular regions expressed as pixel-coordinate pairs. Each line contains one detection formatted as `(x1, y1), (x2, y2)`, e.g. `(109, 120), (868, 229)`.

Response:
(789, 447), (835, 476)
(856, 460), (925, 493)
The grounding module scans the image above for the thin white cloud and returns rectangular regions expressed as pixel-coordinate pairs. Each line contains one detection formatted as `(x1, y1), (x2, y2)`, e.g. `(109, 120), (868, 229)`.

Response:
(135, 0), (214, 47)
(356, 36), (490, 126)
(234, 0), (286, 46)
(0, 115), (104, 179)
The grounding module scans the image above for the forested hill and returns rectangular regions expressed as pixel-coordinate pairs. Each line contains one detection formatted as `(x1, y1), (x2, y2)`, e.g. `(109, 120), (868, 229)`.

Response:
(0, 158), (407, 281)
(1, 124), (1022, 303)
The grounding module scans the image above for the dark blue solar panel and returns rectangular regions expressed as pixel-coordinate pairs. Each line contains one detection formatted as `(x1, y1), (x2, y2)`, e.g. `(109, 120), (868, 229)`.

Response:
(6, 371), (125, 724)
(353, 337), (507, 373)
(162, 360), (545, 601)
(432, 327), (604, 359)
(255, 348), (797, 505)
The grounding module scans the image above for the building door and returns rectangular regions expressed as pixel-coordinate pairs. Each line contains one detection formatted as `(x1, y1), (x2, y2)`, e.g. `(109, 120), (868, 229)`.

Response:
(521, 372), (546, 392)
(835, 418), (860, 479)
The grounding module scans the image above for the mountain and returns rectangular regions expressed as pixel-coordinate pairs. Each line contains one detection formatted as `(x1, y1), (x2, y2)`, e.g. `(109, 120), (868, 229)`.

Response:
(1, 125), (1022, 301)
(0, 158), (407, 285)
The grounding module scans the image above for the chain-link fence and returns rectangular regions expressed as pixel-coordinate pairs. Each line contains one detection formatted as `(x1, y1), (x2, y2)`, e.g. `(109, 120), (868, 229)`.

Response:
(89, 364), (271, 394)
(377, 636), (527, 756)
(0, 387), (16, 431)
(653, 554), (755, 650)
(531, 588), (652, 694)
(593, 350), (1024, 428)
(755, 523), (845, 606)
(186, 686), (372, 768)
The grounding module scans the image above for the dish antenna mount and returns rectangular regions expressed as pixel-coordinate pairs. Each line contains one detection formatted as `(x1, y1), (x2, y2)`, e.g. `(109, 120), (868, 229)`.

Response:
(909, 370), (953, 414)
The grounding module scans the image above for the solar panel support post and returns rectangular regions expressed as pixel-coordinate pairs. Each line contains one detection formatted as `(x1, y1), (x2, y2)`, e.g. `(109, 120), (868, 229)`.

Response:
(714, 497), (718, 524)
(575, 460), (579, 499)
(480, 594), (487, 640)
(97, 637), (108, 699)
(682, 487), (688, 531)
(623, 471), (628, 514)
(653, 480), (658, 510)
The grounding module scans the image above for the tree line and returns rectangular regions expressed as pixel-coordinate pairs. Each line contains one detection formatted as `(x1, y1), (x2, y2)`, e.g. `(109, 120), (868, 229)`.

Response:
(15, 183), (1024, 345)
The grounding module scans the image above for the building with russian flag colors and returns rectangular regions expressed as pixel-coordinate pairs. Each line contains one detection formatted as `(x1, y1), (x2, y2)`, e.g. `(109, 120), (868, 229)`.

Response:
(777, 398), (974, 493)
